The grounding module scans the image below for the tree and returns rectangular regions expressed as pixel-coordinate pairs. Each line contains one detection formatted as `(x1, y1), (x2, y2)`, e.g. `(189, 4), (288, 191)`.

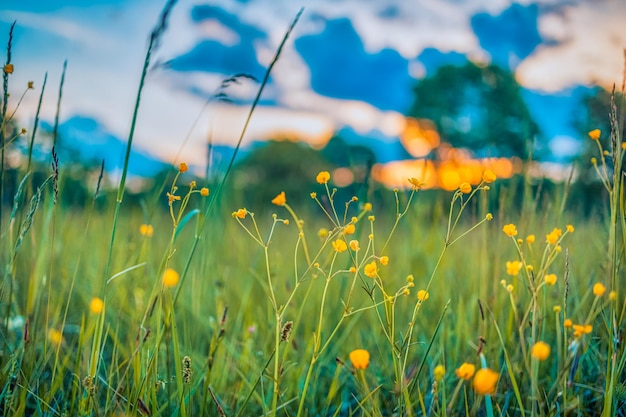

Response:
(407, 62), (539, 159)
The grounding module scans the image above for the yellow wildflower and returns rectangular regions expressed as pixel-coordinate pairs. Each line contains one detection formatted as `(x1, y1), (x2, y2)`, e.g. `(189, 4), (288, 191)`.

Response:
(459, 182), (471, 194)
(349, 349), (370, 370)
(178, 162), (188, 173)
(588, 129), (601, 140)
(89, 297), (104, 314)
(473, 368), (499, 395)
(455, 363), (476, 380)
(486, 213), (493, 221)
(200, 187), (209, 197)
(364, 202), (373, 211)
(417, 290), (429, 302)
(531, 341), (550, 361)
(48, 328), (63, 345)
(564, 318), (573, 328)
(505, 260), (523, 276)
(553, 305), (561, 313)
(232, 208), (247, 219)
(364, 262), (378, 278)
(544, 274), (557, 286)
(349, 266), (357, 273)
(573, 324), (593, 337)
(526, 234), (535, 244)
(344, 224), (356, 235)
(316, 171), (331, 184)
(349, 240), (360, 251)
(28, 81), (34, 89)
(593, 283), (606, 297)
(506, 284), (514, 293)
(502, 224), (518, 237)
(271, 191), (286, 206)
(609, 291), (617, 301)
(566, 224), (574, 233)
(380, 256), (389, 266)
(408, 177), (425, 190)
(140, 224), (154, 237)
(546, 228), (562, 245)
(434, 365), (445, 382)
(3, 64), (14, 74)
(482, 169), (497, 183)
(163, 268), (180, 288)
(318, 228), (328, 238)
(332, 239), (348, 253)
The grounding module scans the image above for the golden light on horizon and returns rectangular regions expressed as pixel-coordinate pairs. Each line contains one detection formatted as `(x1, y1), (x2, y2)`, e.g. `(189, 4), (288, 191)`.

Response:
(400, 117), (441, 158)
(373, 156), (520, 191)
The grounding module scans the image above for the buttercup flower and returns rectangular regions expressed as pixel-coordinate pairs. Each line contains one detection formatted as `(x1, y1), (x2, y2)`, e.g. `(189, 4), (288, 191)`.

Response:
(316, 171), (331, 184)
(344, 224), (356, 235)
(563, 318), (573, 328)
(408, 177), (425, 190)
(544, 274), (557, 286)
(89, 297), (104, 314)
(455, 363), (476, 380)
(573, 324), (593, 337)
(526, 234), (535, 244)
(349, 349), (370, 370)
(232, 208), (247, 219)
(566, 224), (574, 233)
(482, 169), (497, 183)
(609, 291), (618, 301)
(3, 64), (14, 74)
(531, 341), (550, 361)
(506, 260), (523, 276)
(459, 183), (472, 194)
(178, 162), (188, 173)
(364, 261), (378, 278)
(473, 368), (499, 395)
(140, 224), (154, 237)
(502, 224), (518, 237)
(380, 256), (389, 266)
(48, 329), (63, 345)
(593, 283), (606, 297)
(271, 191), (287, 206)
(434, 365), (445, 382)
(163, 268), (180, 288)
(417, 290), (429, 302)
(318, 228), (328, 238)
(200, 187), (209, 197)
(546, 228), (562, 245)
(588, 129), (601, 140)
(332, 239), (348, 253)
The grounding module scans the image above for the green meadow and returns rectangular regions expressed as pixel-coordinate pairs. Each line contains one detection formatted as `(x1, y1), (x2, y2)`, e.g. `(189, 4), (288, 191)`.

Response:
(1, 4), (625, 417)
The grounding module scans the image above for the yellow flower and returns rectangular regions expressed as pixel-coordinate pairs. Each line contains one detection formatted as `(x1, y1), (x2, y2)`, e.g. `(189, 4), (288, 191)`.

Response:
(364, 202), (373, 212)
(473, 368), (499, 395)
(506, 284), (514, 293)
(546, 228), (562, 245)
(200, 187), (209, 197)
(563, 318), (573, 328)
(232, 208), (247, 219)
(189, 180), (197, 188)
(271, 191), (286, 206)
(544, 274), (557, 286)
(140, 224), (154, 237)
(316, 171), (331, 184)
(28, 81), (34, 89)
(455, 363), (476, 380)
(349, 240), (360, 251)
(406, 274), (414, 283)
(482, 169), (497, 183)
(332, 239), (348, 253)
(622, 142), (626, 151)
(344, 224), (356, 235)
(48, 328), (63, 345)
(526, 234), (535, 244)
(318, 228), (328, 238)
(573, 324), (593, 337)
(178, 162), (188, 173)
(364, 261), (378, 278)
(349, 349), (370, 370)
(349, 266), (357, 273)
(593, 283), (606, 297)
(380, 256), (389, 266)
(459, 182), (472, 194)
(553, 305), (561, 313)
(486, 213), (493, 221)
(434, 365), (445, 382)
(408, 177), (425, 190)
(566, 224), (574, 233)
(502, 224), (518, 237)
(531, 341), (550, 361)
(588, 129), (601, 140)
(89, 297), (104, 314)
(609, 291), (618, 301)
(3, 63), (14, 74)
(417, 290), (429, 302)
(505, 260), (523, 276)
(163, 268), (180, 288)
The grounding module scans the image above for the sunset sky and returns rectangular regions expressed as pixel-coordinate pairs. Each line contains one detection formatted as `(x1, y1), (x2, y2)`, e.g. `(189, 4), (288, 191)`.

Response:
(1, 0), (625, 178)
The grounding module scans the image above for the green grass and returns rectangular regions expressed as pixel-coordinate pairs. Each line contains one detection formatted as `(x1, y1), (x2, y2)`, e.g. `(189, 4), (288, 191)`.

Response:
(1, 3), (625, 416)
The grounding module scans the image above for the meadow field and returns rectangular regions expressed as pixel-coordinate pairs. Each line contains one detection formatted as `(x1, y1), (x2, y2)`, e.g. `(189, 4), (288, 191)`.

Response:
(1, 4), (626, 417)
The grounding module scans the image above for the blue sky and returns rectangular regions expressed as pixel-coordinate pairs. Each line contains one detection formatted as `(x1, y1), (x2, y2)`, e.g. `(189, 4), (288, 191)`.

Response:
(1, 0), (625, 175)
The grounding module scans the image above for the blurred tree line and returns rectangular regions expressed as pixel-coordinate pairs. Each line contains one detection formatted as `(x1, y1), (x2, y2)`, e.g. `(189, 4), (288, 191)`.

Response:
(1, 61), (622, 218)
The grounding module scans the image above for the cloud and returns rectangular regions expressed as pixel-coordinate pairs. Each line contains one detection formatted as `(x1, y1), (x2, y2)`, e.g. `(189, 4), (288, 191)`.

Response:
(294, 17), (413, 112)
(471, 3), (543, 68)
(515, 1), (626, 91)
